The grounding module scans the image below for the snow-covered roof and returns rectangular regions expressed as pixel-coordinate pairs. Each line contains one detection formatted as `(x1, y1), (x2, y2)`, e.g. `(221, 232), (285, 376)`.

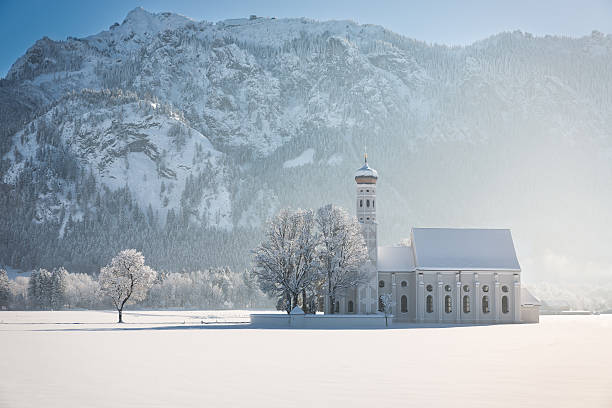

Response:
(412, 228), (521, 271)
(355, 162), (378, 179)
(377, 246), (415, 271)
(290, 306), (305, 315)
(521, 287), (541, 306)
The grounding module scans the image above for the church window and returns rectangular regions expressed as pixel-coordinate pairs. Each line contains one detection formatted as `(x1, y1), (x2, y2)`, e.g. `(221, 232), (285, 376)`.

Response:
(445, 295), (452, 313)
(367, 217), (370, 220)
(426, 295), (433, 313)
(482, 296), (490, 313)
(379, 280), (385, 288)
(360, 199), (363, 207)
(463, 285), (470, 292)
(463, 296), (470, 313)
(401, 295), (408, 313)
(426, 284), (433, 292)
(366, 189), (369, 192)
(366, 199), (370, 207)
(378, 297), (384, 312)
(502, 296), (509, 314)
(372, 200), (375, 208)
(445, 284), (452, 292)
(482, 285), (489, 293)
(401, 280), (407, 287)
(502, 285), (509, 293)
(348, 300), (354, 313)
(335, 301), (340, 313)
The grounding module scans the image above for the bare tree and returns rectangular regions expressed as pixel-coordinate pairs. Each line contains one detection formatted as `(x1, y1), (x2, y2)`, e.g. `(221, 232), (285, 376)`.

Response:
(252, 209), (320, 313)
(99, 249), (156, 323)
(316, 204), (369, 314)
(379, 293), (394, 327)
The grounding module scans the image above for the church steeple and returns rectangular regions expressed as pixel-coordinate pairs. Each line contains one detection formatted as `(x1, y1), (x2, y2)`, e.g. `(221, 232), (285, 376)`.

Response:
(355, 154), (378, 264)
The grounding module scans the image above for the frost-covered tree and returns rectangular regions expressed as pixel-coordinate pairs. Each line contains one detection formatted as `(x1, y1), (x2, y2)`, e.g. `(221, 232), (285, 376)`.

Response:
(28, 269), (52, 309)
(50, 267), (68, 310)
(65, 272), (101, 309)
(379, 293), (394, 327)
(0, 269), (10, 309)
(99, 249), (156, 323)
(316, 204), (369, 314)
(9, 276), (29, 310)
(252, 209), (320, 313)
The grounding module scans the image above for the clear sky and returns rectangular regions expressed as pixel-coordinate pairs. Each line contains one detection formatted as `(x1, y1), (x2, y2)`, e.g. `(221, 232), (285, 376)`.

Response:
(1, 0), (611, 78)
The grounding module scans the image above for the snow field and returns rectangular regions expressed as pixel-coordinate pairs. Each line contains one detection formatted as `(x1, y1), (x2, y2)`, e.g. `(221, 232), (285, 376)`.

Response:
(0, 312), (610, 408)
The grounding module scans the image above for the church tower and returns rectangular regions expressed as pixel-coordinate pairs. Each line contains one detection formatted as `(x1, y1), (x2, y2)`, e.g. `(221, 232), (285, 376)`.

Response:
(355, 153), (378, 264)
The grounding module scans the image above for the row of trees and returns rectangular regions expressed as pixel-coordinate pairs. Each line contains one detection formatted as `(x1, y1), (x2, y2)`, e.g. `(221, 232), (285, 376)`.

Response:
(0, 252), (269, 319)
(252, 204), (370, 314)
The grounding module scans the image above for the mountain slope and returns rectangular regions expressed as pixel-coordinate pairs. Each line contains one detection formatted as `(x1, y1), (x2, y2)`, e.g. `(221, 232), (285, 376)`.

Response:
(1, 8), (612, 281)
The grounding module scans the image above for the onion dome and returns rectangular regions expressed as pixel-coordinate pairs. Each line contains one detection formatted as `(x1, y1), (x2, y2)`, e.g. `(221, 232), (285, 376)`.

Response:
(355, 153), (378, 184)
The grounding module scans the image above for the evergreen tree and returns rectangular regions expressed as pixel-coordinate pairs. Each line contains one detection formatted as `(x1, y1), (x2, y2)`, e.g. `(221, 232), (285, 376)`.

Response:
(50, 267), (68, 310)
(0, 269), (10, 309)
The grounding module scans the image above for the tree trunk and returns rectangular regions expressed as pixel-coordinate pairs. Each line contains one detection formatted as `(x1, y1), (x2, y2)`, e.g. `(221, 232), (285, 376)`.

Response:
(292, 294), (298, 311)
(302, 289), (308, 314)
(118, 308), (123, 323)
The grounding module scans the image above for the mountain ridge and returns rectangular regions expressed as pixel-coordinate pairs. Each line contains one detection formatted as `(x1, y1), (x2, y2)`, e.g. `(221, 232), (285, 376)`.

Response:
(1, 8), (612, 283)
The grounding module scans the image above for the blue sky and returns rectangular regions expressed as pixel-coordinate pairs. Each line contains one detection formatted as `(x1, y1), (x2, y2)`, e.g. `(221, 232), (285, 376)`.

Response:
(1, 0), (611, 78)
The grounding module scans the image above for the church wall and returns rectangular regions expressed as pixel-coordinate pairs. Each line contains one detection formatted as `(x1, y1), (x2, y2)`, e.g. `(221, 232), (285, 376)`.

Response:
(416, 270), (520, 323)
(422, 272), (438, 322)
(474, 272), (496, 322)
(460, 271), (519, 323)
(459, 272), (476, 322)
(394, 272), (416, 321)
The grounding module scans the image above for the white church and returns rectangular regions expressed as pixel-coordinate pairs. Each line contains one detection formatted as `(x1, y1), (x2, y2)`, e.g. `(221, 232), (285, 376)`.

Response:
(327, 155), (540, 324)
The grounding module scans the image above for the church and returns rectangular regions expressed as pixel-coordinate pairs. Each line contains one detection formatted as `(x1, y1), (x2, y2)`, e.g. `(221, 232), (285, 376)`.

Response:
(325, 155), (540, 324)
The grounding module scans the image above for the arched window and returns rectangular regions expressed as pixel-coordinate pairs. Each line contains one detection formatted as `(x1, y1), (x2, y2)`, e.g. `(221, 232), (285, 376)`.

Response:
(502, 285), (509, 293)
(348, 300), (354, 313)
(463, 296), (470, 313)
(426, 284), (433, 292)
(502, 296), (509, 314)
(366, 199), (370, 207)
(445, 295), (452, 313)
(372, 200), (375, 208)
(401, 295), (408, 313)
(334, 301), (340, 313)
(482, 296), (490, 314)
(401, 280), (407, 287)
(463, 285), (470, 292)
(378, 297), (384, 312)
(360, 199), (363, 207)
(426, 295), (433, 313)
(379, 280), (385, 288)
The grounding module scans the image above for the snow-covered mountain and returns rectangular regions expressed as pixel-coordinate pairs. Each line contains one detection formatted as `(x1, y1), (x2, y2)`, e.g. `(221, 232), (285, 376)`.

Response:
(1, 8), (612, 280)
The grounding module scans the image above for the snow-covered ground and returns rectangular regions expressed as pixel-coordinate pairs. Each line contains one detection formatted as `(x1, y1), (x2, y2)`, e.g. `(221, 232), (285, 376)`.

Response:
(0, 311), (610, 408)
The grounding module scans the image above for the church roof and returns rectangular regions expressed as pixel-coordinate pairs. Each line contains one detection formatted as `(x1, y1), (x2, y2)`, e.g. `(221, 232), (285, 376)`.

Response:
(412, 228), (521, 271)
(377, 246), (416, 272)
(521, 287), (541, 306)
(355, 160), (378, 179)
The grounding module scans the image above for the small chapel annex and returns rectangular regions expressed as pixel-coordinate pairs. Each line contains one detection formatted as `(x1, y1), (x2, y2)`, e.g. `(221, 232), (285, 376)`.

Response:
(324, 155), (540, 324)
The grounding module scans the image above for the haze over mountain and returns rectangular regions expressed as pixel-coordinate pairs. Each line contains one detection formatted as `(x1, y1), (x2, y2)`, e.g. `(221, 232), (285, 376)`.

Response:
(1, 8), (611, 283)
